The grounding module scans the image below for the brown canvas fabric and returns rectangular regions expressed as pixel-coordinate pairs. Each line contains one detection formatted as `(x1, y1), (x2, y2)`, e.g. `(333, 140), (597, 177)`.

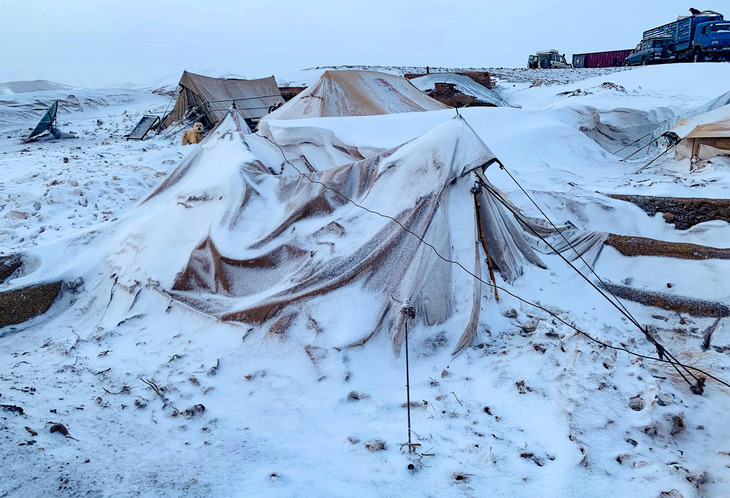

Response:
(159, 113), (606, 354)
(264, 70), (451, 120)
(161, 71), (284, 129)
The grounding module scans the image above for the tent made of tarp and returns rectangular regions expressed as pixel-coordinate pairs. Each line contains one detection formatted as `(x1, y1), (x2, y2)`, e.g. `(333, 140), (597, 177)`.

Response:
(263, 70), (451, 120)
(410, 73), (506, 107)
(160, 71), (284, 129)
(667, 104), (730, 160)
(2, 111), (606, 354)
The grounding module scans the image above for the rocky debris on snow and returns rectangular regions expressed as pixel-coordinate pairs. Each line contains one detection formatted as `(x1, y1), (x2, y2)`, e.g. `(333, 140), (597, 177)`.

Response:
(658, 490), (684, 498)
(364, 439), (386, 452)
(50, 423), (69, 436)
(347, 391), (369, 401)
(0, 404), (24, 414)
(669, 413), (686, 437)
(629, 395), (644, 411)
(182, 404), (206, 418)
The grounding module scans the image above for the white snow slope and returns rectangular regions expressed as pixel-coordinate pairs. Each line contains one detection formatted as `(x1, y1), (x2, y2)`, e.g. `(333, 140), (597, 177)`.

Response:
(1, 64), (730, 498)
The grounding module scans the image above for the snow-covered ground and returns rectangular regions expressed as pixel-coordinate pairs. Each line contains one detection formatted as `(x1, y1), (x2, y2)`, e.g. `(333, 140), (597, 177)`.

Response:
(1, 64), (730, 497)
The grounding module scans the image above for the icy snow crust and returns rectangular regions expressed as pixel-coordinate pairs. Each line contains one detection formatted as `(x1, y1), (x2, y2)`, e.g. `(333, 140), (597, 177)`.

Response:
(1, 64), (730, 497)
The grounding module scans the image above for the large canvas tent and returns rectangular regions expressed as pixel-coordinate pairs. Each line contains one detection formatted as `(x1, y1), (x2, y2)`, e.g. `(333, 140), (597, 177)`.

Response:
(1, 111), (606, 355)
(263, 70), (451, 120)
(160, 71), (284, 129)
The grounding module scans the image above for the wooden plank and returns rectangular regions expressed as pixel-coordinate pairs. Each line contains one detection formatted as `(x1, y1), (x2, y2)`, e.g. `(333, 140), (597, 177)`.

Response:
(602, 282), (729, 318)
(606, 233), (730, 260)
(608, 194), (730, 230)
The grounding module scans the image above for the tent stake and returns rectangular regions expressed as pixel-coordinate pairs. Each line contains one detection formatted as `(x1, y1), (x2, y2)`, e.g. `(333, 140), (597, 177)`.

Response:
(401, 306), (416, 453)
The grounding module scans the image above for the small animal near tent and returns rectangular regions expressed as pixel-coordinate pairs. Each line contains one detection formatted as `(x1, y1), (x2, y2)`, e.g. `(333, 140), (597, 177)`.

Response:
(160, 71), (284, 130)
(263, 70), (451, 120)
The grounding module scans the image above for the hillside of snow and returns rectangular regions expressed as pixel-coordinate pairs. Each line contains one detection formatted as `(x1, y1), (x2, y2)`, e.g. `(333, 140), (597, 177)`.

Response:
(1, 64), (730, 497)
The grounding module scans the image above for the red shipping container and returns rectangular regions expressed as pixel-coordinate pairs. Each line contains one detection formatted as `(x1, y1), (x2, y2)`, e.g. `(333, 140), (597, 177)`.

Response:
(572, 49), (633, 68)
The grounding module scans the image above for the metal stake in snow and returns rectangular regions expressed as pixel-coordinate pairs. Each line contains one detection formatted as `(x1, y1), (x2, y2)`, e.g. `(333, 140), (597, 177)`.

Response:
(401, 305), (416, 453)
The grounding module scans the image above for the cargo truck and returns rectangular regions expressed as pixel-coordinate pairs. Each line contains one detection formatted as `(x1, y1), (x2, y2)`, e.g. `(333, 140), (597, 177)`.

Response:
(642, 8), (730, 62)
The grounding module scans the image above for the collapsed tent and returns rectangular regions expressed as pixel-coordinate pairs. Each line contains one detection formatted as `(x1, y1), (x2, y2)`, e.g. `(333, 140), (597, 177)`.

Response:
(2, 111), (606, 354)
(410, 73), (506, 107)
(160, 71), (284, 129)
(263, 70), (451, 120)
(666, 103), (730, 161)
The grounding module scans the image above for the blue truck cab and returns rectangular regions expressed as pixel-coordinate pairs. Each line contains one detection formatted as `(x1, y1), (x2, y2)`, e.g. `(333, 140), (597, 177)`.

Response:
(642, 9), (730, 62)
(693, 19), (730, 60)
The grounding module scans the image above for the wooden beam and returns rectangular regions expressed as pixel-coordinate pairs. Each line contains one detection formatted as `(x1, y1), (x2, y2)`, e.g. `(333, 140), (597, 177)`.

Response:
(606, 233), (730, 260)
(608, 194), (730, 230)
(602, 282), (729, 318)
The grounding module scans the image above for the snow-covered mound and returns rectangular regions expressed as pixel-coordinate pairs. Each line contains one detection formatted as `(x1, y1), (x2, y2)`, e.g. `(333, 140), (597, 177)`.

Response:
(497, 64), (730, 154)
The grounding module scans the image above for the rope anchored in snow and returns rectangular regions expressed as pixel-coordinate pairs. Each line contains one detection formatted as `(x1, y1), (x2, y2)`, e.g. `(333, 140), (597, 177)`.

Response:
(258, 127), (726, 394)
(493, 162), (706, 394)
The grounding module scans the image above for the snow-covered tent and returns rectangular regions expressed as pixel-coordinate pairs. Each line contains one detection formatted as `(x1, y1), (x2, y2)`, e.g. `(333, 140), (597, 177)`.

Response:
(263, 70), (450, 120)
(1, 112), (605, 354)
(410, 73), (506, 107)
(667, 104), (730, 161)
(160, 71), (284, 129)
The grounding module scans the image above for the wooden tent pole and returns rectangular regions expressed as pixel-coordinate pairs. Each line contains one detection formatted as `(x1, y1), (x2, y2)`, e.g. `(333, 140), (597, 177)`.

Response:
(474, 193), (499, 301)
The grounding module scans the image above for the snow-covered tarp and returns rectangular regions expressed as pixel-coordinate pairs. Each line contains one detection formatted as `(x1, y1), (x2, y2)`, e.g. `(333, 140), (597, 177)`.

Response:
(410, 73), (507, 107)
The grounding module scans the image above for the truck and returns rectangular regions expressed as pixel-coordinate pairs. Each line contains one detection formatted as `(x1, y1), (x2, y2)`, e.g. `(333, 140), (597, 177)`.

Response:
(527, 50), (571, 69)
(572, 49), (633, 68)
(642, 8), (730, 62)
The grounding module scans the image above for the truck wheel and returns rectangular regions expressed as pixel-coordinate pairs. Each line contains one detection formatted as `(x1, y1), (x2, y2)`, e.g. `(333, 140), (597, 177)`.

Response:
(693, 50), (704, 62)
(641, 57), (648, 66)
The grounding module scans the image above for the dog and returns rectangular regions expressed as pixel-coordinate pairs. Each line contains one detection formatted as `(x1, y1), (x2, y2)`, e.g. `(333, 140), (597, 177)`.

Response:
(182, 122), (205, 145)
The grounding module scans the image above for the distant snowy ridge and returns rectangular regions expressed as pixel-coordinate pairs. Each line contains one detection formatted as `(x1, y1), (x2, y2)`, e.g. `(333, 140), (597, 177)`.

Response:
(0, 80), (73, 95)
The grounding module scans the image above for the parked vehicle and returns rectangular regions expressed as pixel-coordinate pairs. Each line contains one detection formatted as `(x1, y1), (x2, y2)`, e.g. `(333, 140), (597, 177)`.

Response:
(572, 49), (632, 68)
(527, 50), (572, 69)
(625, 37), (677, 66)
(642, 9), (730, 62)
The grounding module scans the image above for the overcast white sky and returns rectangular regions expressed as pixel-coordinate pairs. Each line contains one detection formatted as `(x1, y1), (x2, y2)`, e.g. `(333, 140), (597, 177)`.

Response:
(2, 1), (726, 87)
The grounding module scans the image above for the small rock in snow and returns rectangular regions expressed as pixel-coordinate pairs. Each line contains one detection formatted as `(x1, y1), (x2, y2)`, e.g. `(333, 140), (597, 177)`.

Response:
(656, 392), (674, 406)
(629, 395), (644, 411)
(658, 490), (684, 498)
(50, 423), (69, 436)
(347, 391), (369, 401)
(669, 413), (686, 437)
(182, 404), (206, 418)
